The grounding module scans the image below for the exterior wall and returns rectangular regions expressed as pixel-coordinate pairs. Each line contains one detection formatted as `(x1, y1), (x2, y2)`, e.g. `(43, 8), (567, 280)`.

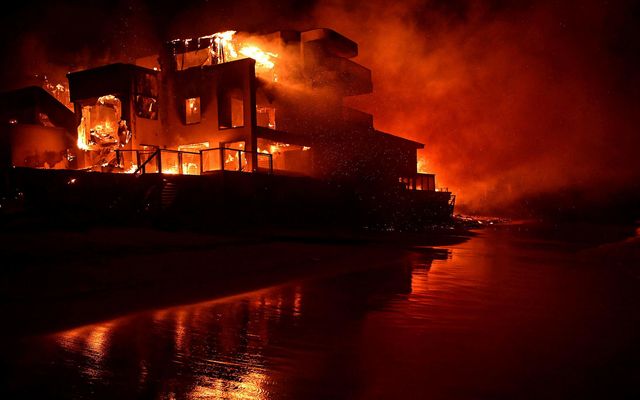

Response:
(157, 58), (258, 169)
(4, 125), (73, 169)
(68, 64), (160, 167)
(311, 131), (417, 184)
(131, 116), (160, 148)
(64, 47), (422, 181)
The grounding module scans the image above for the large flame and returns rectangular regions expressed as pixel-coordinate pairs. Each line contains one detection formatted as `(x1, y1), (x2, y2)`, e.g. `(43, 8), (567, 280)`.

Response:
(173, 31), (278, 77)
(238, 46), (277, 70)
(77, 117), (89, 151)
(417, 155), (428, 174)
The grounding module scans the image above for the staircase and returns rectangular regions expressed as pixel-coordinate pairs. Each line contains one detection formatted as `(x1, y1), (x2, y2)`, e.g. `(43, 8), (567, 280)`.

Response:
(160, 180), (177, 209)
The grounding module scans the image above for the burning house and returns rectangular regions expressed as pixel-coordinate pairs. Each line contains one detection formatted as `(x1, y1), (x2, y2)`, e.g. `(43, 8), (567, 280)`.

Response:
(1, 29), (454, 229)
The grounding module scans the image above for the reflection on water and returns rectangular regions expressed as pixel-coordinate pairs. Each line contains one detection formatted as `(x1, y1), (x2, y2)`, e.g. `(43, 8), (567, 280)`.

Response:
(3, 225), (640, 399)
(56, 321), (115, 381)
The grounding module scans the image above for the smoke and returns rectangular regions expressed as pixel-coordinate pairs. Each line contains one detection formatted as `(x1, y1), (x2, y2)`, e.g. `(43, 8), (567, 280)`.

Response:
(311, 0), (640, 215)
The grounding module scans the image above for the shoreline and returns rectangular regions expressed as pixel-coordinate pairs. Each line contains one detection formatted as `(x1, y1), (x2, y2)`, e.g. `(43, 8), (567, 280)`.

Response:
(1, 225), (472, 337)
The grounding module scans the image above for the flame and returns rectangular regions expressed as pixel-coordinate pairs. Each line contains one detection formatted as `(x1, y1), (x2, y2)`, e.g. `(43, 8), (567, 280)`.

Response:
(174, 31), (278, 77)
(259, 143), (290, 154)
(76, 95), (121, 152)
(211, 30), (238, 61)
(77, 117), (89, 151)
(187, 98), (198, 112)
(417, 155), (428, 174)
(239, 46), (277, 69)
(162, 166), (179, 175)
(40, 75), (73, 110)
(161, 163), (200, 175)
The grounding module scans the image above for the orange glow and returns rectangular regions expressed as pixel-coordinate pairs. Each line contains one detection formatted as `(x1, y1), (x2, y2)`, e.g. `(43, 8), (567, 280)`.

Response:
(162, 165), (180, 175)
(189, 372), (267, 400)
(314, 1), (640, 214)
(173, 31), (278, 79)
(238, 45), (277, 69)
(124, 163), (138, 173)
(56, 322), (115, 378)
(417, 154), (428, 174)
(76, 95), (122, 152)
(76, 117), (89, 151)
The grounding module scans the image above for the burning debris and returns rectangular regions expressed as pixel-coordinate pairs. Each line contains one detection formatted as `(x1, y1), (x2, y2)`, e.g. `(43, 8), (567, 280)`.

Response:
(76, 95), (131, 168)
(168, 31), (279, 80)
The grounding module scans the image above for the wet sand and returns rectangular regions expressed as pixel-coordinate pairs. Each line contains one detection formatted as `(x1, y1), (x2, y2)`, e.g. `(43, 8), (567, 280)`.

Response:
(2, 223), (638, 399)
(0, 226), (472, 336)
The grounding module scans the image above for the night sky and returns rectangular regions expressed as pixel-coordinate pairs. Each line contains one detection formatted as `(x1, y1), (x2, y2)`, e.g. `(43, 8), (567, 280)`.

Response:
(1, 0), (639, 216)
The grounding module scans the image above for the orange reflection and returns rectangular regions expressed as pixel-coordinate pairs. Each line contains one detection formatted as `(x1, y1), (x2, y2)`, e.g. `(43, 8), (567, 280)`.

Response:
(189, 371), (267, 400)
(56, 321), (115, 379)
(50, 284), (305, 398)
(293, 285), (302, 317)
(175, 309), (188, 353)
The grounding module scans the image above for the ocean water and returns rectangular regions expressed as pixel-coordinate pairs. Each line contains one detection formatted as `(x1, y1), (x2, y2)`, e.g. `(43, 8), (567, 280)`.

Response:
(3, 224), (639, 399)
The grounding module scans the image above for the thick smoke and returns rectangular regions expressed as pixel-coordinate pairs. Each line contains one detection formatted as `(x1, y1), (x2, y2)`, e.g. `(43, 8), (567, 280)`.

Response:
(312, 0), (640, 215)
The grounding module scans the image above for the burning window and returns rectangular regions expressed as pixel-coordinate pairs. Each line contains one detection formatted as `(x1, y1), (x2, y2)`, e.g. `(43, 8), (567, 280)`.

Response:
(77, 95), (126, 151)
(177, 142), (209, 174)
(218, 88), (244, 129)
(223, 141), (248, 171)
(134, 72), (158, 119)
(257, 139), (311, 174)
(257, 106), (276, 129)
(135, 95), (158, 120)
(185, 97), (201, 124)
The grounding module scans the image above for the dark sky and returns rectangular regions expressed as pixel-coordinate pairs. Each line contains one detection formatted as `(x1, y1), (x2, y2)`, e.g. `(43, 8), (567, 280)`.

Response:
(1, 0), (639, 214)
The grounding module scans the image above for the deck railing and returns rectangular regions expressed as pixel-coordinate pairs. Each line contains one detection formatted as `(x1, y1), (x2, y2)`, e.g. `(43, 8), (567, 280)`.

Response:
(114, 147), (273, 175)
(399, 173), (436, 191)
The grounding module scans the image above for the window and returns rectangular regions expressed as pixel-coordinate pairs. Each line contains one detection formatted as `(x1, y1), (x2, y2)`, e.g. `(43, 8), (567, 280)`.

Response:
(77, 95), (122, 150)
(218, 88), (244, 129)
(134, 72), (159, 120)
(257, 106), (276, 129)
(135, 95), (158, 119)
(185, 97), (201, 124)
(256, 138), (311, 174)
(223, 141), (248, 171)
